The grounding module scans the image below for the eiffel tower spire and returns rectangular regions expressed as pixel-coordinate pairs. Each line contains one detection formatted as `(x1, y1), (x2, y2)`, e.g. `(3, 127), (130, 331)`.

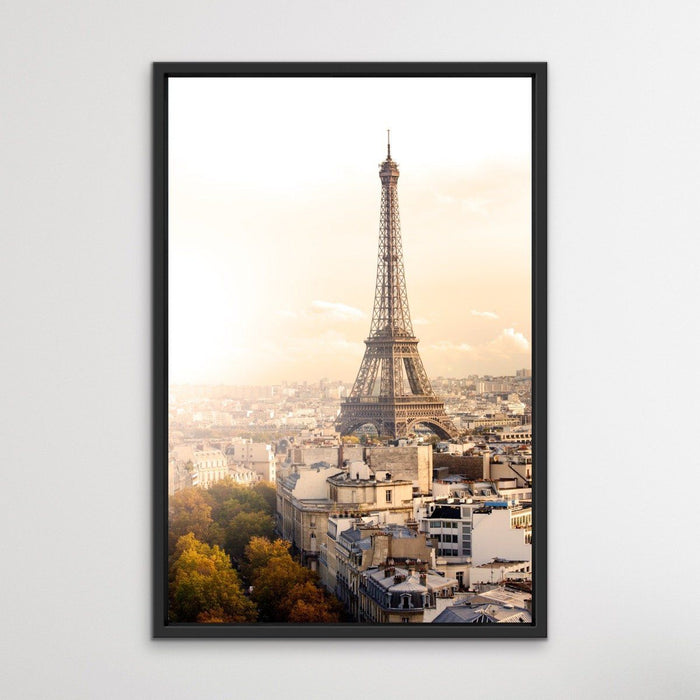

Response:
(336, 141), (458, 440)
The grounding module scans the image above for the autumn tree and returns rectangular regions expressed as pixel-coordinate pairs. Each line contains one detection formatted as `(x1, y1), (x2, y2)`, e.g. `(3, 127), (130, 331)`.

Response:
(250, 552), (313, 621)
(286, 582), (341, 623)
(243, 537), (339, 623)
(169, 488), (213, 554)
(241, 537), (292, 583)
(169, 533), (257, 623)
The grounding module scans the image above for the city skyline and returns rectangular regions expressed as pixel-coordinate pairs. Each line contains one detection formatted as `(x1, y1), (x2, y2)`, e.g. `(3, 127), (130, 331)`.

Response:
(169, 77), (532, 384)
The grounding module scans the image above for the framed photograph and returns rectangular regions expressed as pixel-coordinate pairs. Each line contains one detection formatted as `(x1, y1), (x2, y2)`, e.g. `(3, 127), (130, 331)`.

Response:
(153, 62), (547, 638)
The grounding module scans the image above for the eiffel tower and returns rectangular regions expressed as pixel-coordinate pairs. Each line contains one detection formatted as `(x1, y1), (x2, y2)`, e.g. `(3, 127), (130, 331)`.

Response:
(336, 136), (458, 440)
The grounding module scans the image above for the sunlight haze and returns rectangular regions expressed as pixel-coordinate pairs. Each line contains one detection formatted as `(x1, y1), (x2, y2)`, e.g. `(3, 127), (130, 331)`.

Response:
(168, 77), (532, 384)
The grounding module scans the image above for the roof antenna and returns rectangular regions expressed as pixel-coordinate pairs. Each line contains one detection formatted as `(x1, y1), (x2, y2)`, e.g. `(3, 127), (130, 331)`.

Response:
(387, 129), (391, 158)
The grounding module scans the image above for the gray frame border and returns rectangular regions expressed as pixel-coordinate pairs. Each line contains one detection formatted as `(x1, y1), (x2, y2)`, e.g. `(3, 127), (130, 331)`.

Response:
(153, 62), (547, 638)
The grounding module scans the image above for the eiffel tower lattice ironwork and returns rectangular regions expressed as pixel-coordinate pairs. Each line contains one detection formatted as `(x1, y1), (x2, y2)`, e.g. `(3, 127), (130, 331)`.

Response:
(336, 137), (458, 440)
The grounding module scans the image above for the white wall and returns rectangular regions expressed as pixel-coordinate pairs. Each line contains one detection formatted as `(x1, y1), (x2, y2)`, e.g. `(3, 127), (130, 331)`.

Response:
(2, 1), (700, 698)
(471, 509), (531, 565)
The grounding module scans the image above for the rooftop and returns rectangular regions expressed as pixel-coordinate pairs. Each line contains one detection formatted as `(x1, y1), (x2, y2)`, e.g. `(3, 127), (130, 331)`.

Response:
(432, 602), (531, 624)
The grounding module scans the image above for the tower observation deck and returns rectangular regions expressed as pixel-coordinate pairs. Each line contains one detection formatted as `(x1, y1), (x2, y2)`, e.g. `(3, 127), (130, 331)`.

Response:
(336, 138), (458, 440)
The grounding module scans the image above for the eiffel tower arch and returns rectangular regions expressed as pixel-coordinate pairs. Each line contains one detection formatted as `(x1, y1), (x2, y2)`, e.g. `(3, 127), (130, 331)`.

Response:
(336, 138), (458, 441)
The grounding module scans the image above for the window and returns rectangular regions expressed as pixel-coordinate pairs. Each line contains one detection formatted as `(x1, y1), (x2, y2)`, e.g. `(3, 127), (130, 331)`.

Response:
(429, 521), (441, 529)
(385, 489), (392, 503)
(401, 617), (410, 623)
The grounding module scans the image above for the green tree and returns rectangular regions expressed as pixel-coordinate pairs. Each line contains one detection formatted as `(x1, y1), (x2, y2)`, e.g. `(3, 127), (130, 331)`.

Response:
(206, 521), (226, 549)
(224, 511), (275, 562)
(252, 481), (277, 516)
(206, 478), (243, 508)
(206, 479), (269, 526)
(169, 533), (257, 623)
(169, 488), (213, 554)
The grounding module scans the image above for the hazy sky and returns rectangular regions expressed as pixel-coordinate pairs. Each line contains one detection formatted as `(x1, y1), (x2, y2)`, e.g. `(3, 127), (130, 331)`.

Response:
(169, 77), (531, 385)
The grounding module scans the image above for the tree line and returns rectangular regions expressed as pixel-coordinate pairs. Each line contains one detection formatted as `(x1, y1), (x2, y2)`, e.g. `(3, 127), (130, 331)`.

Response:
(168, 479), (340, 624)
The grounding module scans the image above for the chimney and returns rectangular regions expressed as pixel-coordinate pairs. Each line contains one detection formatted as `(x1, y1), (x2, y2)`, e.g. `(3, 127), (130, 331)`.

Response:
(419, 573), (427, 586)
(482, 449), (491, 480)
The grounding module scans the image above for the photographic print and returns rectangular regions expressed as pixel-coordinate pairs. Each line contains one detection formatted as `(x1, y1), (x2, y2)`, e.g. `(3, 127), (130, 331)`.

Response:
(153, 63), (547, 637)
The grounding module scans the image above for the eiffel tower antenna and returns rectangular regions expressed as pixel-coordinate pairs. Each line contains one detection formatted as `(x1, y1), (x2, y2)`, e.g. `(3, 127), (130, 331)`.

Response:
(336, 141), (458, 440)
(387, 129), (391, 158)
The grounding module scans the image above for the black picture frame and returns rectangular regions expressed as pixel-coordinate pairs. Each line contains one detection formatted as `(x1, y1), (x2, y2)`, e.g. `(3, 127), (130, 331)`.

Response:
(153, 62), (547, 638)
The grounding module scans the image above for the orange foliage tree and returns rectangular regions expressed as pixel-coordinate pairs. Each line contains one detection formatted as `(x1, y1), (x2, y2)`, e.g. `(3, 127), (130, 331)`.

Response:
(169, 533), (257, 623)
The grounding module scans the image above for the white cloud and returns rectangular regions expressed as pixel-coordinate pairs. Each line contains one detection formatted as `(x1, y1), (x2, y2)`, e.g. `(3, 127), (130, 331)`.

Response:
(413, 317), (430, 326)
(487, 328), (530, 354)
(276, 309), (297, 319)
(471, 310), (499, 319)
(426, 329), (530, 369)
(310, 300), (364, 321)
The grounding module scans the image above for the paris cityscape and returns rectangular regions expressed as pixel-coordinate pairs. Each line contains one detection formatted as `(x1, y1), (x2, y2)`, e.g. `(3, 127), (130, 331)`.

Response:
(168, 370), (532, 624)
(167, 78), (533, 625)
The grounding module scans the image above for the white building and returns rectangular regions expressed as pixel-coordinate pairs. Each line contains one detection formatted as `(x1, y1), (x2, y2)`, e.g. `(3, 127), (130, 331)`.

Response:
(226, 440), (276, 482)
(417, 499), (531, 588)
(170, 444), (230, 489)
(471, 507), (531, 566)
(496, 425), (532, 444)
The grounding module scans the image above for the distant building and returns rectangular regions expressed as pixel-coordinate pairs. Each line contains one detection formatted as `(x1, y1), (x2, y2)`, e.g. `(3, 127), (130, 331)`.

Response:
(167, 457), (194, 495)
(496, 425), (532, 444)
(226, 440), (276, 482)
(170, 444), (229, 489)
(287, 443), (433, 494)
(461, 414), (520, 430)
(327, 462), (414, 522)
(482, 450), (532, 487)
(365, 445), (433, 495)
(476, 381), (514, 394)
(227, 464), (259, 485)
